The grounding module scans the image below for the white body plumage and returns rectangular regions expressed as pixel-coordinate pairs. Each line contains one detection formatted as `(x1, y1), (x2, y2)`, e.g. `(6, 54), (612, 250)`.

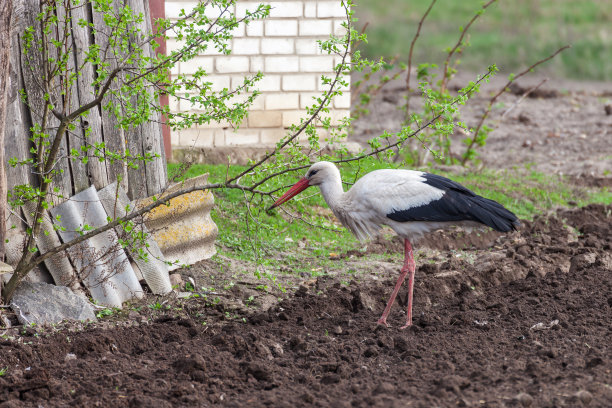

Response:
(292, 161), (518, 242)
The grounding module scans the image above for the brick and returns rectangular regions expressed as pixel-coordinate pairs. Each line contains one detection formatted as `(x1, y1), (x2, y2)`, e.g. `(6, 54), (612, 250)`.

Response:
(282, 110), (306, 127)
(300, 92), (323, 109)
(247, 93), (266, 110)
(180, 56), (214, 75)
(250, 56), (265, 72)
(333, 91), (351, 109)
(265, 93), (299, 110)
(225, 129), (261, 145)
(299, 20), (332, 36)
(296, 39), (321, 55)
(203, 4), (233, 19)
(178, 128), (214, 147)
(318, 2), (347, 18)
(170, 129), (180, 146)
(213, 129), (225, 146)
(260, 128), (287, 144)
(264, 56), (299, 72)
(232, 38), (260, 55)
(168, 95), (181, 112)
(300, 56), (335, 72)
(268, 2), (303, 18)
(165, 2), (199, 19)
(200, 43), (224, 56)
(248, 111), (282, 127)
(166, 2), (232, 19)
(318, 75), (350, 91)
(298, 127), (329, 143)
(236, 2), (264, 18)
(194, 118), (230, 129)
(304, 2), (316, 18)
(215, 56), (250, 73)
(246, 20), (264, 36)
(226, 91), (265, 111)
(202, 75), (230, 92)
(166, 26), (179, 39)
(333, 20), (348, 37)
(330, 109), (351, 126)
(265, 20), (298, 36)
(229, 23), (246, 38)
(166, 39), (185, 54)
(252, 74), (281, 91)
(265, 56), (299, 72)
(282, 74), (317, 91)
(261, 38), (294, 54)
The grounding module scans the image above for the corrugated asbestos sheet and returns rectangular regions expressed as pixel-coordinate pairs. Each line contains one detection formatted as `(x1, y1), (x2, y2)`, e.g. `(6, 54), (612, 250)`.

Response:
(21, 202), (83, 293)
(50, 186), (143, 307)
(98, 182), (172, 294)
(5, 175), (218, 306)
(137, 174), (218, 271)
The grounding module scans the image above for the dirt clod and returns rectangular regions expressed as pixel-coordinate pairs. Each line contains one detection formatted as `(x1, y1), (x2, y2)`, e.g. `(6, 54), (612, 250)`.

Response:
(517, 392), (534, 407)
(576, 390), (593, 405)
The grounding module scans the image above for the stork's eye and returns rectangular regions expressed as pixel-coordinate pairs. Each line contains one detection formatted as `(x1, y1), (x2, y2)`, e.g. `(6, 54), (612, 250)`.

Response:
(308, 170), (319, 178)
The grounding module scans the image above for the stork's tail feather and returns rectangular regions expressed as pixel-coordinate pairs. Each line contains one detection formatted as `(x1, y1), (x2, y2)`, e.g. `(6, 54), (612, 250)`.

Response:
(469, 195), (521, 233)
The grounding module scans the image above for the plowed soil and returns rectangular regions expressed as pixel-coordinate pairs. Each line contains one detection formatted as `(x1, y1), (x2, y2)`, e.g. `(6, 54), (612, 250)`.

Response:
(1, 203), (611, 407)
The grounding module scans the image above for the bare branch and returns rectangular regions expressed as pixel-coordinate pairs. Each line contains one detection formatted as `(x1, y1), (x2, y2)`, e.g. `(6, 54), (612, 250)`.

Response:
(405, 0), (437, 115)
(501, 78), (548, 118)
(440, 0), (497, 93)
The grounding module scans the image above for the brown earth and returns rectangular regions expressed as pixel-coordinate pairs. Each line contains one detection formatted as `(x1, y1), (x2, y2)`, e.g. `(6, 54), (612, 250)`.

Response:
(0, 203), (610, 407)
(351, 72), (612, 177)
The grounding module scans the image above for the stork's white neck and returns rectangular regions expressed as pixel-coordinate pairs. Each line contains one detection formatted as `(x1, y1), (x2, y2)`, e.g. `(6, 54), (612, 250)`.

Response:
(317, 169), (344, 210)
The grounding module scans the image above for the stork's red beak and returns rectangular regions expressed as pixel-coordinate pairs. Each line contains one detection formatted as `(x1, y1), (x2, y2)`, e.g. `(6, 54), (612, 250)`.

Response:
(268, 177), (311, 210)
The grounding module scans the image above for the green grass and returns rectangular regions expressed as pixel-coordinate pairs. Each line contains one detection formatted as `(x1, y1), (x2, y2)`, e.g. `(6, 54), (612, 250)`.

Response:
(355, 0), (612, 80)
(168, 160), (611, 266)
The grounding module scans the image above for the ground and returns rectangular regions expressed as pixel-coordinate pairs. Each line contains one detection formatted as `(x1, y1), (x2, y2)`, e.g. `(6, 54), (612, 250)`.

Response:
(352, 72), (612, 178)
(0, 78), (611, 407)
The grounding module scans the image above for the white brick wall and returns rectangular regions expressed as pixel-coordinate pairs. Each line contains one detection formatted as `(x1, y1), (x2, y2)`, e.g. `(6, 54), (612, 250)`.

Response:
(166, 0), (350, 148)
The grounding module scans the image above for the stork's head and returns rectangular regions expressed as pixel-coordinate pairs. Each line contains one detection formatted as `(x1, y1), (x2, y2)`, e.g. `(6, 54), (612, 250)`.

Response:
(268, 161), (339, 210)
(303, 161), (339, 186)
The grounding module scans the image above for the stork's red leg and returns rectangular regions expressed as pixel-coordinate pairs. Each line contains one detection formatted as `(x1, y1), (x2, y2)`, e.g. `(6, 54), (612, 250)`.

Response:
(400, 246), (416, 329)
(377, 239), (415, 327)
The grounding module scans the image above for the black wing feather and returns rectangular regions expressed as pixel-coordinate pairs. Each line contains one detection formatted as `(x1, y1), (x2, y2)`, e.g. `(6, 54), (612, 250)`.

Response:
(387, 173), (520, 232)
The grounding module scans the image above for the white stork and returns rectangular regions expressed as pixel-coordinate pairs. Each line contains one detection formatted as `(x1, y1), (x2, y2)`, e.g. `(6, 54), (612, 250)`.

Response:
(269, 161), (520, 328)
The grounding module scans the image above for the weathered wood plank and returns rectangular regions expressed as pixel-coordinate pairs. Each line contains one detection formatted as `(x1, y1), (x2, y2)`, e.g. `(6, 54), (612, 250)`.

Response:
(140, 0), (167, 196)
(69, 0), (109, 190)
(90, 0), (129, 194)
(123, 0), (167, 198)
(0, 0), (13, 258)
(56, 2), (89, 193)
(6, 30), (35, 193)
(20, 0), (73, 205)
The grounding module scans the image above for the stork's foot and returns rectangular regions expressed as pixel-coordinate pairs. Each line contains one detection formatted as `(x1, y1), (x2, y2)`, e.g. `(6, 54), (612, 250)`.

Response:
(399, 315), (413, 330)
(376, 317), (389, 327)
